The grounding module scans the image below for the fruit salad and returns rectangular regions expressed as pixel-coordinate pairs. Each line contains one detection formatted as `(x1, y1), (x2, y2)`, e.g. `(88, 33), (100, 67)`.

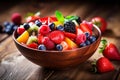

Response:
(15, 11), (97, 51)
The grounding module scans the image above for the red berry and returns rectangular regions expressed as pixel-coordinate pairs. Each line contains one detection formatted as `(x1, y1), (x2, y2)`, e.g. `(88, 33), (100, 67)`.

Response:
(38, 25), (50, 36)
(42, 37), (55, 50)
(27, 42), (38, 49)
(64, 32), (77, 40)
(37, 34), (44, 44)
(49, 30), (65, 44)
(17, 27), (25, 35)
(76, 34), (86, 44)
(97, 57), (115, 73)
(11, 13), (22, 25)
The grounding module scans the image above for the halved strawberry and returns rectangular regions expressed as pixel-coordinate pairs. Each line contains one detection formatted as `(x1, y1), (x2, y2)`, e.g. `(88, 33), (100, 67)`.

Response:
(49, 17), (57, 23)
(49, 30), (65, 44)
(39, 17), (48, 25)
(76, 27), (83, 36)
(37, 34), (44, 44)
(80, 23), (92, 35)
(26, 16), (40, 22)
(64, 32), (77, 40)
(27, 42), (38, 49)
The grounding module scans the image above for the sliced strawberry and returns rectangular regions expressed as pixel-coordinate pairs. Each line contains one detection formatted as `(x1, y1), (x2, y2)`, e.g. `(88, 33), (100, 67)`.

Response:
(76, 27), (83, 36)
(27, 42), (38, 49)
(49, 30), (65, 44)
(97, 57), (115, 73)
(80, 23), (92, 35)
(17, 27), (25, 35)
(50, 17), (57, 22)
(64, 32), (77, 40)
(39, 17), (48, 25)
(26, 16), (40, 22)
(82, 20), (93, 30)
(37, 34), (44, 44)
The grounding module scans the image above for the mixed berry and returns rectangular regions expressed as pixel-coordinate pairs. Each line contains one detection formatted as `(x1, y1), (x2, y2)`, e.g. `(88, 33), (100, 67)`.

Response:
(15, 11), (97, 51)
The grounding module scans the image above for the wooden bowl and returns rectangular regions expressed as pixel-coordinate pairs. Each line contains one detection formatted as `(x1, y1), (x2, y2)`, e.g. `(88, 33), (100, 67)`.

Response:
(13, 25), (101, 69)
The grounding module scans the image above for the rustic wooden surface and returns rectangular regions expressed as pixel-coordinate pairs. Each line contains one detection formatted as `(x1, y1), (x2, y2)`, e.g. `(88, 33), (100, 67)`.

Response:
(0, 0), (120, 80)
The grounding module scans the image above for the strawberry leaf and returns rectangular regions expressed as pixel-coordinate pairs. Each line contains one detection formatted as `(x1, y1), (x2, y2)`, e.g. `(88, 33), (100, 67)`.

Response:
(99, 39), (107, 53)
(55, 10), (64, 23)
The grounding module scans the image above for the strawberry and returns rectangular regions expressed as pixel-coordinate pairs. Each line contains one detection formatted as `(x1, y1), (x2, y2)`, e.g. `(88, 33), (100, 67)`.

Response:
(91, 16), (107, 33)
(75, 34), (86, 45)
(42, 37), (55, 50)
(49, 17), (57, 23)
(96, 57), (115, 73)
(27, 42), (38, 49)
(49, 30), (65, 44)
(99, 39), (120, 60)
(76, 27), (83, 36)
(11, 13), (22, 25)
(64, 32), (77, 40)
(80, 23), (92, 35)
(82, 20), (93, 30)
(17, 27), (25, 35)
(38, 25), (51, 36)
(39, 17), (48, 25)
(26, 16), (40, 22)
(37, 34), (44, 44)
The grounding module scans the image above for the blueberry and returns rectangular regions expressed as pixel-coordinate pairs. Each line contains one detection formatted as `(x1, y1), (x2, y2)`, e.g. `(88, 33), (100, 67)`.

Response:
(3, 21), (10, 27)
(13, 25), (18, 30)
(85, 32), (90, 39)
(56, 44), (63, 51)
(4, 28), (13, 35)
(23, 23), (30, 30)
(35, 20), (42, 27)
(85, 40), (91, 45)
(79, 42), (86, 47)
(76, 17), (82, 24)
(38, 44), (46, 51)
(56, 25), (64, 31)
(49, 23), (55, 31)
(89, 36), (97, 43)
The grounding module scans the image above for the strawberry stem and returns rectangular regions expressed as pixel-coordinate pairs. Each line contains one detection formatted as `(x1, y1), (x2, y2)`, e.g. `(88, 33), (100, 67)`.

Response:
(99, 39), (107, 53)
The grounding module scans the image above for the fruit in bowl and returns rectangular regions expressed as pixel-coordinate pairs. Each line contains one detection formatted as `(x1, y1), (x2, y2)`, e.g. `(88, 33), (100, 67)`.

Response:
(13, 11), (101, 69)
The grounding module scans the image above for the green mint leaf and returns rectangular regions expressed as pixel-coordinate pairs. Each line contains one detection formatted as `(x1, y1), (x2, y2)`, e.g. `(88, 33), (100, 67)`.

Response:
(55, 10), (64, 23)
(66, 16), (78, 21)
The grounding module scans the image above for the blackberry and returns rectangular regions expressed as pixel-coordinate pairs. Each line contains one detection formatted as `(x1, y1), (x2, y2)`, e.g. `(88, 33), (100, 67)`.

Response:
(64, 21), (76, 33)
(76, 17), (82, 24)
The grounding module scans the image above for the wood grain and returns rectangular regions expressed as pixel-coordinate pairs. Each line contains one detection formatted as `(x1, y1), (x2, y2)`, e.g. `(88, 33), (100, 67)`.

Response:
(0, 1), (120, 80)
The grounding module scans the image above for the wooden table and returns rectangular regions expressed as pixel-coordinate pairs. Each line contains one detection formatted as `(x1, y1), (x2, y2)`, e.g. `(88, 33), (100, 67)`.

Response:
(0, 0), (120, 80)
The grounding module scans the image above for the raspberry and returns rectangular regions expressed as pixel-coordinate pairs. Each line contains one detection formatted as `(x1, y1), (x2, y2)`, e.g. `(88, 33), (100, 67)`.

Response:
(76, 34), (86, 44)
(42, 37), (55, 50)
(38, 25), (50, 36)
(11, 13), (22, 25)
(64, 21), (76, 33)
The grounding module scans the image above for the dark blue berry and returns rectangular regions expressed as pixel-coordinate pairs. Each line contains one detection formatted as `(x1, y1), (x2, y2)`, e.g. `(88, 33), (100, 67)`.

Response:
(56, 44), (63, 51)
(23, 23), (30, 30)
(56, 25), (64, 31)
(64, 21), (76, 33)
(79, 42), (86, 47)
(76, 17), (82, 24)
(89, 36), (97, 43)
(35, 20), (42, 27)
(85, 40), (91, 45)
(85, 32), (90, 39)
(49, 23), (55, 31)
(38, 44), (46, 51)
(3, 21), (10, 27)
(4, 28), (13, 35)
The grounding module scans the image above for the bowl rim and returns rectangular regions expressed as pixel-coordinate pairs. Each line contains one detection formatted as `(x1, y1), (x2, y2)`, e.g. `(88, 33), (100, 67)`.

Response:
(13, 24), (101, 53)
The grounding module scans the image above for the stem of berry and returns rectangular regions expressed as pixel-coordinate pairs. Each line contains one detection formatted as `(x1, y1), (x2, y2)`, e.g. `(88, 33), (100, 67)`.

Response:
(99, 39), (107, 53)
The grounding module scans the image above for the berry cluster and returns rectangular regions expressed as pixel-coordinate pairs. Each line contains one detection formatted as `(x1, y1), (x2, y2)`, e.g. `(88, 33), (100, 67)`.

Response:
(16, 11), (97, 51)
(0, 13), (22, 35)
